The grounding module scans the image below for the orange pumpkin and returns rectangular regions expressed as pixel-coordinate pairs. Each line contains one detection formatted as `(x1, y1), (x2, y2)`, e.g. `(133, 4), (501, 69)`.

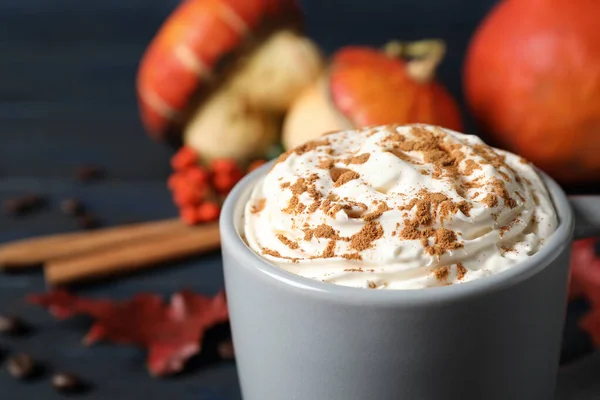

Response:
(464, 0), (600, 183)
(283, 40), (463, 149)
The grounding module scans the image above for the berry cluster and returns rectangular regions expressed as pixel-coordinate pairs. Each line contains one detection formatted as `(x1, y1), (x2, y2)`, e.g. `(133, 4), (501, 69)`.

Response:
(168, 146), (266, 225)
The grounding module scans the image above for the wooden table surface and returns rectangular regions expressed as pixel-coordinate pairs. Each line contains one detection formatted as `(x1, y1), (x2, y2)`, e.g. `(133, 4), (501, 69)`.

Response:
(0, 0), (598, 398)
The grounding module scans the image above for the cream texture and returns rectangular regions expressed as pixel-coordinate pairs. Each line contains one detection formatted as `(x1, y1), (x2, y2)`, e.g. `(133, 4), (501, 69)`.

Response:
(243, 124), (558, 289)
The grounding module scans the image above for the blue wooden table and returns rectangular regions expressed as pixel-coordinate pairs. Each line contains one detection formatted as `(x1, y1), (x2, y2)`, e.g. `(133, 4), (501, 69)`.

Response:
(0, 0), (599, 398)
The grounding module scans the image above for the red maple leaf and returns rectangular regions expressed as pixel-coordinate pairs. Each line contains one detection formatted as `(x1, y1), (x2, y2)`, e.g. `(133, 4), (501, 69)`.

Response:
(569, 238), (600, 345)
(27, 290), (229, 376)
(570, 239), (600, 303)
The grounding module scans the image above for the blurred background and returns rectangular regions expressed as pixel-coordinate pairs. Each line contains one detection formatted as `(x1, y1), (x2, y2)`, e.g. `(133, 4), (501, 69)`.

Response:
(0, 0), (492, 180)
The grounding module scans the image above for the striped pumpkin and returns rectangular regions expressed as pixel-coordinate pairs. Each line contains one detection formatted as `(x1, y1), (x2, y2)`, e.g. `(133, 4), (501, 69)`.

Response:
(137, 0), (302, 143)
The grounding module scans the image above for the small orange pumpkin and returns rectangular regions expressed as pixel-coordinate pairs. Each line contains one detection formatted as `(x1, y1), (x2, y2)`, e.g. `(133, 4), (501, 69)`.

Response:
(283, 40), (463, 149)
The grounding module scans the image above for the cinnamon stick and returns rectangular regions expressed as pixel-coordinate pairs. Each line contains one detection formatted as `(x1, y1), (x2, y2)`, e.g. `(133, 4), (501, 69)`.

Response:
(0, 219), (185, 269)
(45, 222), (220, 286)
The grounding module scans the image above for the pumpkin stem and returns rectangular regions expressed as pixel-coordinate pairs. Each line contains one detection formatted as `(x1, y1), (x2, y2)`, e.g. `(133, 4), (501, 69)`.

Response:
(384, 39), (446, 83)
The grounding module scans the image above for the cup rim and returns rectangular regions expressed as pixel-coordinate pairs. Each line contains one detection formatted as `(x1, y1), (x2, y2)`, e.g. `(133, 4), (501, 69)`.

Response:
(220, 160), (575, 305)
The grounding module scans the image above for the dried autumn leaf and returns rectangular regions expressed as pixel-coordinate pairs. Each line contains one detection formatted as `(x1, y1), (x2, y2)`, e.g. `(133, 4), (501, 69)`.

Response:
(569, 238), (600, 345)
(27, 290), (228, 376)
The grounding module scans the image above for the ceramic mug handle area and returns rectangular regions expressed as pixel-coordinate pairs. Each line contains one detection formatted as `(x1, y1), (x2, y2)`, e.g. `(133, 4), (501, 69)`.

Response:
(569, 196), (600, 239)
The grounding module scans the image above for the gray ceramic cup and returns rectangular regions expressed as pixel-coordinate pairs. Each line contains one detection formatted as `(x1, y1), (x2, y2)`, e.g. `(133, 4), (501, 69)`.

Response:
(220, 162), (600, 400)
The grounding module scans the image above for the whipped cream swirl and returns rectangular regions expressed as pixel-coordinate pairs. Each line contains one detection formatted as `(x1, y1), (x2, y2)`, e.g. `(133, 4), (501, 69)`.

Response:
(243, 124), (558, 289)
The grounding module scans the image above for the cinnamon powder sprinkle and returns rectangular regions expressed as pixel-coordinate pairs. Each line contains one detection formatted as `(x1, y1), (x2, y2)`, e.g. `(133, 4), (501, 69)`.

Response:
(290, 175), (320, 199)
(388, 149), (421, 164)
(262, 248), (282, 258)
(343, 267), (373, 272)
(342, 253), (363, 261)
(321, 199), (343, 218)
(303, 224), (346, 242)
(501, 245), (516, 254)
(293, 139), (331, 156)
(463, 159), (481, 175)
(439, 199), (472, 222)
(329, 167), (348, 182)
(424, 229), (463, 257)
(490, 179), (517, 208)
(343, 201), (367, 218)
(398, 198), (419, 212)
(399, 221), (434, 241)
(282, 195), (305, 214)
(456, 262), (467, 280)
(402, 127), (466, 180)
(362, 202), (391, 221)
(367, 281), (378, 289)
(500, 218), (521, 237)
(269, 126), (532, 272)
(403, 190), (468, 225)
(272, 151), (292, 168)
(318, 158), (334, 170)
(350, 221), (384, 251)
(431, 166), (443, 179)
(303, 227), (314, 241)
(276, 234), (299, 250)
(433, 265), (450, 281)
(251, 198), (266, 213)
(313, 224), (339, 239)
(330, 167), (360, 187)
(335, 170), (360, 187)
(394, 187), (469, 257)
(274, 138), (327, 167)
(307, 199), (322, 213)
(322, 240), (336, 258)
(482, 193), (498, 208)
(515, 191), (525, 202)
(472, 144), (508, 171)
(499, 218), (520, 237)
(462, 179), (483, 190)
(289, 178), (307, 195)
(344, 153), (370, 165)
(327, 193), (340, 202)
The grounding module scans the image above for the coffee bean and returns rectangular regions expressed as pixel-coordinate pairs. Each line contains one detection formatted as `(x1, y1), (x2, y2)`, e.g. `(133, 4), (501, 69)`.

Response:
(0, 315), (25, 336)
(75, 166), (104, 182)
(52, 372), (82, 393)
(3, 199), (20, 215)
(3, 195), (46, 216)
(76, 213), (100, 230)
(60, 198), (85, 216)
(217, 339), (235, 360)
(6, 353), (35, 379)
